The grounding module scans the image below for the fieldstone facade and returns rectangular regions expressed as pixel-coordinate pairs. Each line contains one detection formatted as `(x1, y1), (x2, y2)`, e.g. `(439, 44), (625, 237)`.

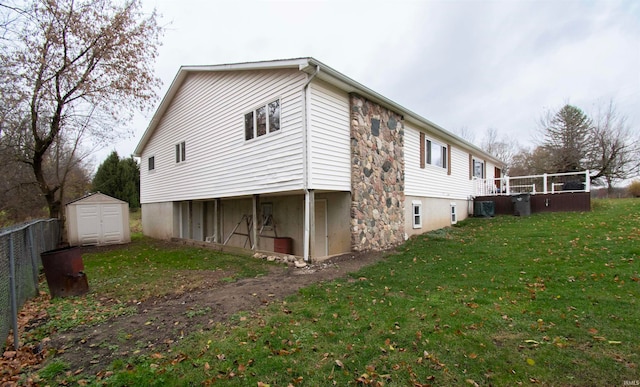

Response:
(350, 94), (405, 251)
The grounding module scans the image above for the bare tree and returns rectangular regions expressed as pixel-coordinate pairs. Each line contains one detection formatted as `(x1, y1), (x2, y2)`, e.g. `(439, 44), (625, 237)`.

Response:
(453, 126), (476, 143)
(587, 101), (640, 191)
(0, 0), (162, 221)
(481, 128), (520, 174)
(509, 146), (555, 177)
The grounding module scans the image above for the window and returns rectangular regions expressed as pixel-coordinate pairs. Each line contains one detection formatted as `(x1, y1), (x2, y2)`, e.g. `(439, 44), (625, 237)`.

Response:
(412, 201), (422, 229)
(261, 203), (273, 228)
(256, 106), (267, 136)
(244, 99), (281, 140)
(175, 141), (186, 163)
(244, 112), (254, 140)
(450, 203), (457, 225)
(472, 159), (484, 178)
(425, 138), (448, 169)
(268, 100), (280, 132)
(148, 156), (155, 171)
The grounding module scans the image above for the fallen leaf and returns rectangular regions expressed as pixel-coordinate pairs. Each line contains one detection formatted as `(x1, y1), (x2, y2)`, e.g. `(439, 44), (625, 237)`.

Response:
(526, 358), (535, 366)
(335, 359), (344, 368)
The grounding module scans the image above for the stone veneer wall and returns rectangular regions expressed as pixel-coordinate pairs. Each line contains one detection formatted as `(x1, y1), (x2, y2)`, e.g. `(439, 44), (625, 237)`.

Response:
(350, 94), (405, 251)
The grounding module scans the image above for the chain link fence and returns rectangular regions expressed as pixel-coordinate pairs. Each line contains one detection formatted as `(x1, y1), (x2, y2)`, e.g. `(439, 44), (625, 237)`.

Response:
(0, 219), (60, 350)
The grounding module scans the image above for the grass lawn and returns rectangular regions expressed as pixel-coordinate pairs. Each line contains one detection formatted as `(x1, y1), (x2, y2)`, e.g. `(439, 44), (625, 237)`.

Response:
(26, 233), (278, 349)
(37, 199), (639, 386)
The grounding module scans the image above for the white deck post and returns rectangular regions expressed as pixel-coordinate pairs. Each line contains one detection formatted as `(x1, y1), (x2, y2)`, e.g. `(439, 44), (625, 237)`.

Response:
(585, 170), (590, 192)
(543, 173), (548, 194)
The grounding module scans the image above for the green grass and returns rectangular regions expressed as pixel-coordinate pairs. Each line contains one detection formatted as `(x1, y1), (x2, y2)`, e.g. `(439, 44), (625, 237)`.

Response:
(84, 237), (276, 302)
(41, 199), (640, 386)
(26, 237), (279, 344)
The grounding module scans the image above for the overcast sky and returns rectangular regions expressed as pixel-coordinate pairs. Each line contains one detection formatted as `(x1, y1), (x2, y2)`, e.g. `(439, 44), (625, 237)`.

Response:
(98, 0), (639, 166)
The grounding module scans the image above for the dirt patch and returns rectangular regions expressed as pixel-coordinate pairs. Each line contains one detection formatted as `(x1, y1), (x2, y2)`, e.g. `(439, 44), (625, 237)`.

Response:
(44, 249), (388, 375)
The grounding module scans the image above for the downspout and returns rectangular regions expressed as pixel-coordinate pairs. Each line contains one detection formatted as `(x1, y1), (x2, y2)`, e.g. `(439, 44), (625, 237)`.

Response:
(302, 64), (320, 262)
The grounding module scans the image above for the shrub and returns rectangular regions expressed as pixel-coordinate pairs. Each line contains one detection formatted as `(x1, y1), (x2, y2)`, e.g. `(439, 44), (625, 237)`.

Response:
(628, 180), (640, 197)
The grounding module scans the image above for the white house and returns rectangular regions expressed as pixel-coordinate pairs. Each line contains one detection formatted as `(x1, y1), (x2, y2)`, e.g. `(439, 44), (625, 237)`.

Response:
(134, 58), (502, 261)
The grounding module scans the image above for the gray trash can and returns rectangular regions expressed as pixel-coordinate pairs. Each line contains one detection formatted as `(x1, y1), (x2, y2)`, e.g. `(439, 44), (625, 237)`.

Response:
(511, 193), (531, 216)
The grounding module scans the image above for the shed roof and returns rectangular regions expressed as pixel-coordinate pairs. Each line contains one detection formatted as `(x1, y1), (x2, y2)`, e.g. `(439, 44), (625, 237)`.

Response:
(134, 57), (502, 166)
(65, 192), (128, 206)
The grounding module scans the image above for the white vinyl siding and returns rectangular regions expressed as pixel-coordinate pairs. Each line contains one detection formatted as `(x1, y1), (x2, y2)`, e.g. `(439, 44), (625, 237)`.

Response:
(405, 124), (474, 200)
(140, 69), (307, 203)
(308, 81), (351, 191)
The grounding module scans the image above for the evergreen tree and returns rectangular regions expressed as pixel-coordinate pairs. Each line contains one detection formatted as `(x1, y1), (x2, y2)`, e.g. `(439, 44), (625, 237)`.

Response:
(540, 104), (592, 173)
(92, 151), (140, 209)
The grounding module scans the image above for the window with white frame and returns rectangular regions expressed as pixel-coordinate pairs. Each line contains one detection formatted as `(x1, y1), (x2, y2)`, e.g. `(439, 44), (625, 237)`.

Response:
(450, 203), (457, 225)
(426, 139), (448, 169)
(175, 141), (186, 163)
(472, 158), (484, 178)
(148, 156), (155, 171)
(245, 99), (281, 140)
(412, 201), (422, 228)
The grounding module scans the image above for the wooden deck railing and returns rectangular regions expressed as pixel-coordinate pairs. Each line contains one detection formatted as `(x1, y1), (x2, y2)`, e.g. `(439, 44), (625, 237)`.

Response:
(473, 170), (591, 196)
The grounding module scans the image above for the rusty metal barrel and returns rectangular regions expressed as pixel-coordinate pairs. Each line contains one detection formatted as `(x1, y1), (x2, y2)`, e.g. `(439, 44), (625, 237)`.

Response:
(41, 246), (89, 298)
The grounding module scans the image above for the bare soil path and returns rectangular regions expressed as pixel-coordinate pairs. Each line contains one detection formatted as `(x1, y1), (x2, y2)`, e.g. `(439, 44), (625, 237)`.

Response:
(48, 248), (388, 376)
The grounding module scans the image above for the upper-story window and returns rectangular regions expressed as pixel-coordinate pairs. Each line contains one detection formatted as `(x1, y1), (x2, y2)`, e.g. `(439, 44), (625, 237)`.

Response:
(472, 158), (484, 178)
(148, 156), (155, 171)
(426, 139), (448, 169)
(175, 141), (186, 163)
(245, 99), (280, 140)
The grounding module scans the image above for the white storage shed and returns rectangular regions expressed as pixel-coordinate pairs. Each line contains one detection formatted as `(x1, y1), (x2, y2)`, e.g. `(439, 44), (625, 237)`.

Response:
(65, 192), (130, 246)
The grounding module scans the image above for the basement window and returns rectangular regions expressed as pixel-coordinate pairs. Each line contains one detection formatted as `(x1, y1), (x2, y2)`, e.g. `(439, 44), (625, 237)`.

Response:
(412, 201), (422, 229)
(450, 203), (457, 225)
(245, 99), (280, 140)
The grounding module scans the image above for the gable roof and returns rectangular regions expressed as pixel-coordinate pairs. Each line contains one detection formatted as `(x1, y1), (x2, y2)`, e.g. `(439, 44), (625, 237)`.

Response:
(134, 57), (502, 165)
(65, 192), (128, 206)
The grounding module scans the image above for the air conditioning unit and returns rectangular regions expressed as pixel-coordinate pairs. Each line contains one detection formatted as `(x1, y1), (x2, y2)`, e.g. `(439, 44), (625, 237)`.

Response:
(474, 201), (495, 217)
